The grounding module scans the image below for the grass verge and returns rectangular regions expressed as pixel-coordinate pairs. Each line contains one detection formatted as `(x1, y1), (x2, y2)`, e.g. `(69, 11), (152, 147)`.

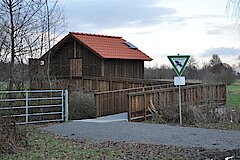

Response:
(227, 84), (240, 108)
(1, 125), (240, 160)
(193, 123), (240, 131)
(0, 126), (124, 160)
(145, 120), (240, 131)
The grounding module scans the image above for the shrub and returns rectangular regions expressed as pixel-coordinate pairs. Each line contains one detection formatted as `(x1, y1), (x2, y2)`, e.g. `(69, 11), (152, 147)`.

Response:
(0, 114), (24, 154)
(160, 104), (197, 125)
(158, 103), (240, 125)
(68, 89), (96, 120)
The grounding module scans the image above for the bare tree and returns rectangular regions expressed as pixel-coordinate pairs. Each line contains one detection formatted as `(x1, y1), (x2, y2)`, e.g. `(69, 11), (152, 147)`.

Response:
(238, 55), (240, 68)
(209, 54), (222, 67)
(0, 0), (41, 90)
(227, 0), (240, 28)
(0, 0), (65, 90)
(202, 54), (237, 84)
(185, 57), (199, 79)
(44, 0), (65, 89)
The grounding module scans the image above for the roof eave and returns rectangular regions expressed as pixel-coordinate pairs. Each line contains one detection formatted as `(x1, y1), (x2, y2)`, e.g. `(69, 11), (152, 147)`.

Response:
(102, 57), (153, 61)
(70, 34), (105, 59)
(40, 34), (72, 60)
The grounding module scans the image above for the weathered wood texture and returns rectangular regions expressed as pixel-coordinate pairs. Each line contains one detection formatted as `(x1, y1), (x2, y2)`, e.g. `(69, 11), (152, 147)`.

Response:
(70, 59), (82, 77)
(94, 83), (173, 117)
(31, 76), (171, 91)
(34, 37), (145, 79)
(103, 59), (144, 78)
(128, 84), (226, 122)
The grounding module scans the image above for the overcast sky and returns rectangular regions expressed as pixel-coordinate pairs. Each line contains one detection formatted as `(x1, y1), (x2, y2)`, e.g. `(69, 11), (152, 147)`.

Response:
(59, 0), (240, 68)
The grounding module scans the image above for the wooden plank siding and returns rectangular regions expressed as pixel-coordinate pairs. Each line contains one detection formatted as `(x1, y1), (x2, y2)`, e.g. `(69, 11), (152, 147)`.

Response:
(53, 40), (74, 77)
(34, 37), (146, 79)
(38, 38), (102, 78)
(50, 76), (171, 91)
(127, 84), (226, 122)
(94, 83), (173, 117)
(70, 59), (82, 77)
(103, 59), (144, 78)
(82, 50), (102, 77)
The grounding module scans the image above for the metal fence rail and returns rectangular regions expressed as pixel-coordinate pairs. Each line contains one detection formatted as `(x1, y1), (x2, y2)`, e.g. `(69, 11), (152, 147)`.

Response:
(0, 90), (68, 124)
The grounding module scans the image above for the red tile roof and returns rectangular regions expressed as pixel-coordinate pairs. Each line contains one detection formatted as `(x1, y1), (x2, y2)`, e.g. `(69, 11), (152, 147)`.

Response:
(69, 32), (152, 61)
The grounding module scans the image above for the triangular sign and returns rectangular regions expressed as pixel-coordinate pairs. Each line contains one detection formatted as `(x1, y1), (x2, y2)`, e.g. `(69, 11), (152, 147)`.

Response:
(167, 55), (190, 76)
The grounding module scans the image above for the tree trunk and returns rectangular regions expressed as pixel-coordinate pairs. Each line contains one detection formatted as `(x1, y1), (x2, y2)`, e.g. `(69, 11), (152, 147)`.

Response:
(45, 0), (52, 89)
(8, 0), (15, 91)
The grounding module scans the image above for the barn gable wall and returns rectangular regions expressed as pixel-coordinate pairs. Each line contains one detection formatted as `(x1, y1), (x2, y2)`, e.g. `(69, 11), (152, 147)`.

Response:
(37, 37), (144, 79)
(103, 59), (144, 78)
(41, 38), (102, 78)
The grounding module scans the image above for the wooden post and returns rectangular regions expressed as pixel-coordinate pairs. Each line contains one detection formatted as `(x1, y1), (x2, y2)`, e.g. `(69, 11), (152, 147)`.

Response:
(101, 61), (104, 76)
(144, 93), (147, 120)
(99, 94), (102, 117)
(128, 95), (132, 122)
(95, 95), (99, 117)
(112, 92), (115, 114)
(73, 41), (77, 58)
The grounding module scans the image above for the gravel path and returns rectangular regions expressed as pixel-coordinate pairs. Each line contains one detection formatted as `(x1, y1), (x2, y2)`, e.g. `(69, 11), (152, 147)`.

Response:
(41, 121), (240, 151)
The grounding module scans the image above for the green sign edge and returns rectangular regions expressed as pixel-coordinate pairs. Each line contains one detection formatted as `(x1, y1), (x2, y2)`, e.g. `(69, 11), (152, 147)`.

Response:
(167, 55), (190, 76)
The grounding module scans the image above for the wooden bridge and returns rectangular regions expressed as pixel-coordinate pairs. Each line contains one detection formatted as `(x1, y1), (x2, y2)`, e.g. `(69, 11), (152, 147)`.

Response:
(95, 83), (226, 122)
(94, 83), (173, 117)
(30, 75), (226, 121)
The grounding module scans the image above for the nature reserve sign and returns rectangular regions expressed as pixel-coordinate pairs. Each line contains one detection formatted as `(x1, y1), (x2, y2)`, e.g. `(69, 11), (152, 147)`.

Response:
(167, 54), (190, 126)
(167, 55), (190, 77)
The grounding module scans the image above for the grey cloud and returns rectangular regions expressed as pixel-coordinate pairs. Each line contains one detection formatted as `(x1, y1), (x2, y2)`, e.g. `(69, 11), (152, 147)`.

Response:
(187, 14), (224, 19)
(205, 24), (233, 35)
(206, 29), (223, 35)
(158, 14), (225, 29)
(201, 47), (240, 57)
(169, 14), (224, 23)
(61, 0), (227, 33)
(160, 15), (186, 24)
(61, 0), (176, 31)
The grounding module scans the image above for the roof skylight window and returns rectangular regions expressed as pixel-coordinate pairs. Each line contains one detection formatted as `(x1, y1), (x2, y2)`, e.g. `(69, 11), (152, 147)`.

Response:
(124, 42), (138, 49)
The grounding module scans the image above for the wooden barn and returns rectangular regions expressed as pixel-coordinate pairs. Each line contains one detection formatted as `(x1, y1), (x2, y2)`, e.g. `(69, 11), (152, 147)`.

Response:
(28, 32), (227, 120)
(31, 32), (152, 80)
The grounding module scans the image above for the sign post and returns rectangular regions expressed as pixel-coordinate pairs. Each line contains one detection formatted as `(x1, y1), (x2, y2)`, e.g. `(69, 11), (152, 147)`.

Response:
(168, 55), (190, 126)
(179, 85), (182, 125)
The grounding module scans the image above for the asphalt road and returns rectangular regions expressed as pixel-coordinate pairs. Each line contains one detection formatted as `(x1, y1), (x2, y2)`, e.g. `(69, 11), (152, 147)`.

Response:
(41, 121), (240, 151)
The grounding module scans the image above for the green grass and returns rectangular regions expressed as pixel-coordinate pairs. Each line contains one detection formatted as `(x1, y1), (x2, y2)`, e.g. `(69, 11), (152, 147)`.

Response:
(227, 85), (240, 93)
(0, 82), (29, 91)
(0, 127), (124, 160)
(227, 84), (240, 108)
(3, 126), (225, 159)
(0, 82), (8, 90)
(1, 126), (173, 160)
(203, 123), (240, 131)
(232, 80), (240, 85)
(1, 124), (237, 159)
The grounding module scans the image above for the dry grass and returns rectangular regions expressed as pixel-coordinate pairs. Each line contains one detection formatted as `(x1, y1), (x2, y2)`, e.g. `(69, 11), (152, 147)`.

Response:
(0, 115), (25, 154)
(68, 88), (96, 120)
(1, 126), (239, 160)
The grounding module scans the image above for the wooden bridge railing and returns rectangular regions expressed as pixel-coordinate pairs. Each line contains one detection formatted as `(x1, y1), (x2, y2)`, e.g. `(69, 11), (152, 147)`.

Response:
(127, 84), (226, 122)
(94, 83), (173, 117)
(31, 76), (172, 91)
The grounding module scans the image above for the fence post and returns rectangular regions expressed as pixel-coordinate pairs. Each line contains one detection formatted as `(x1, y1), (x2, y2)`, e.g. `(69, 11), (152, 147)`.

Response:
(144, 93), (147, 120)
(64, 90), (69, 122)
(128, 95), (132, 122)
(26, 91), (29, 124)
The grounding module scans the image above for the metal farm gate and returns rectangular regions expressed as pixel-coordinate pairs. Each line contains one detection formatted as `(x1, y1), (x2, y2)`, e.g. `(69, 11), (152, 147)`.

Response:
(0, 90), (68, 124)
